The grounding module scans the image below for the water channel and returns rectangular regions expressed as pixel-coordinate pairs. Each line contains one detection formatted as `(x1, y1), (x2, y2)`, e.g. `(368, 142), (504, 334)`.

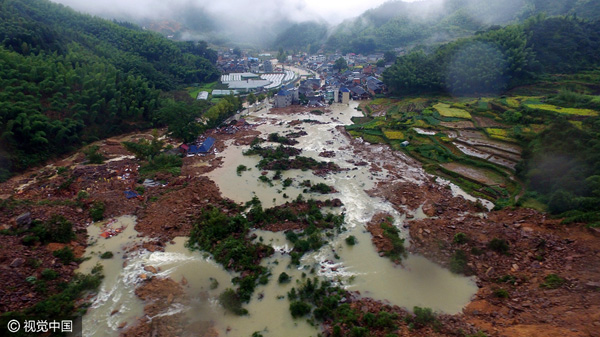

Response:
(80, 101), (478, 336)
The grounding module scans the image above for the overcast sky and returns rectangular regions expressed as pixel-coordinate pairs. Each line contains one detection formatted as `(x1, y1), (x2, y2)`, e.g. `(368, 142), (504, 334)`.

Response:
(50, 0), (420, 25)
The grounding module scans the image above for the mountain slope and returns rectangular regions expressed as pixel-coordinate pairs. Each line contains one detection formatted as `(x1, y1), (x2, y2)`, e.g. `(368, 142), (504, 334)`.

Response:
(0, 0), (220, 179)
(322, 0), (600, 53)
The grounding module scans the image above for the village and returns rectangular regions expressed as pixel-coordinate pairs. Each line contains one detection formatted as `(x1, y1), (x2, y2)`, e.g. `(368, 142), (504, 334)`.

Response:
(194, 49), (389, 109)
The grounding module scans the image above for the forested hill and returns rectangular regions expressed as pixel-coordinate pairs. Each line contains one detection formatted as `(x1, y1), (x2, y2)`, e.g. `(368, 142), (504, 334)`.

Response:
(382, 14), (600, 224)
(382, 15), (600, 96)
(0, 0), (219, 90)
(323, 0), (600, 54)
(0, 0), (221, 180)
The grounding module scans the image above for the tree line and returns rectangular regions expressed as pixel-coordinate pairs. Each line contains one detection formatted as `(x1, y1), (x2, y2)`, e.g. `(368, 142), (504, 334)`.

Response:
(0, 0), (228, 180)
(383, 15), (600, 96)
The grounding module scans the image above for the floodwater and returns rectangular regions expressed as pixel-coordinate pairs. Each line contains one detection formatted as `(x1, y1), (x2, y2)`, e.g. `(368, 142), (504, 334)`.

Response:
(208, 102), (478, 318)
(81, 101), (479, 337)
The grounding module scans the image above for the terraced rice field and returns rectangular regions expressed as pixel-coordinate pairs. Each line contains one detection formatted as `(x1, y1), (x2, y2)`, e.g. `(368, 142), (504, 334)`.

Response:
(524, 103), (598, 116)
(440, 121), (475, 129)
(433, 103), (472, 119)
(442, 162), (502, 186)
(383, 129), (405, 140)
(485, 128), (516, 142)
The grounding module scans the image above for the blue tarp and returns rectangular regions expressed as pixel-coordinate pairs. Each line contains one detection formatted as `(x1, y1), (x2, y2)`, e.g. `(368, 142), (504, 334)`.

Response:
(198, 137), (215, 153)
(124, 190), (140, 199)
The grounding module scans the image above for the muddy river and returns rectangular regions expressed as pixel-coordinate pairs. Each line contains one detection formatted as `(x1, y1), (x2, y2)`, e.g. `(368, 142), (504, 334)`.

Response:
(80, 101), (478, 336)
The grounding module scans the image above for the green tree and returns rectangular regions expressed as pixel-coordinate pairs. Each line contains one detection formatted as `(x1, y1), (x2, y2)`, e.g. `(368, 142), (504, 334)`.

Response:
(333, 57), (347, 71)
(247, 93), (257, 105)
(154, 101), (206, 143)
(384, 50), (396, 63)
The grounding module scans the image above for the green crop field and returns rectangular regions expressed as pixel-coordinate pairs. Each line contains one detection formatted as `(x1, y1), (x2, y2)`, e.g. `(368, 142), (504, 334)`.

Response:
(525, 103), (598, 116)
(485, 128), (515, 142)
(383, 129), (405, 140)
(433, 103), (472, 119)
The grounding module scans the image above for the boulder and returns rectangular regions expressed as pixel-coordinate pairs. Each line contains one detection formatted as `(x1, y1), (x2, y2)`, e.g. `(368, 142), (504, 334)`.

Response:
(10, 258), (25, 268)
(422, 201), (436, 217)
(15, 212), (32, 228)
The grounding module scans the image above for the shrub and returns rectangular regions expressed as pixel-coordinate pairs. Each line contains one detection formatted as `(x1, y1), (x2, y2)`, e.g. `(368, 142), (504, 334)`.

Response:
(332, 325), (342, 337)
(46, 215), (75, 243)
(363, 312), (376, 327)
(380, 221), (406, 262)
(412, 306), (437, 328)
(350, 327), (369, 337)
(135, 186), (145, 195)
(84, 145), (105, 164)
(453, 232), (469, 244)
(493, 288), (509, 298)
(77, 190), (89, 200)
(100, 251), (113, 259)
(41, 269), (59, 280)
(89, 201), (106, 222)
(30, 215), (75, 244)
(375, 311), (397, 329)
(283, 178), (293, 187)
(310, 183), (333, 194)
(289, 301), (312, 318)
(219, 288), (248, 315)
(236, 165), (248, 176)
(278, 272), (291, 284)
(139, 153), (182, 177)
(540, 274), (565, 289)
(449, 250), (468, 274)
(488, 238), (509, 254)
(345, 235), (357, 246)
(22, 235), (40, 245)
(210, 278), (219, 289)
(56, 166), (68, 175)
(496, 275), (517, 285)
(53, 246), (74, 264)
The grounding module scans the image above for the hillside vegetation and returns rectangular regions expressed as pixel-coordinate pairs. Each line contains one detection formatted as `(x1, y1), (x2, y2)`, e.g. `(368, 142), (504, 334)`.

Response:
(383, 15), (600, 95)
(369, 15), (600, 224)
(323, 0), (600, 53)
(0, 0), (226, 180)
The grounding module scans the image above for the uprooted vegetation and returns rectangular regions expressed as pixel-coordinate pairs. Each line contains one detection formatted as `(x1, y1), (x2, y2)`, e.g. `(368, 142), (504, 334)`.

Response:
(186, 196), (344, 314)
(244, 143), (341, 174)
(286, 277), (450, 336)
(122, 130), (183, 179)
(366, 214), (407, 264)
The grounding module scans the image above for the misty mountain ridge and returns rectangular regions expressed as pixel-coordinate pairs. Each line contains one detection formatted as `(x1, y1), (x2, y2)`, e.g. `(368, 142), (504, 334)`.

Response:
(131, 0), (600, 53)
(322, 0), (600, 54)
(46, 0), (600, 52)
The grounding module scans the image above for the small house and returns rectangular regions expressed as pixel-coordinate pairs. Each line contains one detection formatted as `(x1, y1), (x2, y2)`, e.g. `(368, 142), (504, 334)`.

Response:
(198, 137), (216, 153)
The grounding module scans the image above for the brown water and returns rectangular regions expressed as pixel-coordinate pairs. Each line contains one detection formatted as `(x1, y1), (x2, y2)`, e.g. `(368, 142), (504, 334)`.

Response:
(81, 101), (479, 337)
(208, 102), (479, 314)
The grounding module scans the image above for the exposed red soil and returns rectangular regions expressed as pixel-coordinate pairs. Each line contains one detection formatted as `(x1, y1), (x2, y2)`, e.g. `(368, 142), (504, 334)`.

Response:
(134, 176), (227, 240)
(406, 208), (600, 337)
(366, 212), (396, 257)
(270, 105), (332, 115)
(367, 178), (600, 337)
(0, 128), (236, 315)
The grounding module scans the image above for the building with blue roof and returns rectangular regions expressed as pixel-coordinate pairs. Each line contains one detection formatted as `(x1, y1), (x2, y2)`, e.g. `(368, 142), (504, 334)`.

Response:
(198, 137), (216, 153)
